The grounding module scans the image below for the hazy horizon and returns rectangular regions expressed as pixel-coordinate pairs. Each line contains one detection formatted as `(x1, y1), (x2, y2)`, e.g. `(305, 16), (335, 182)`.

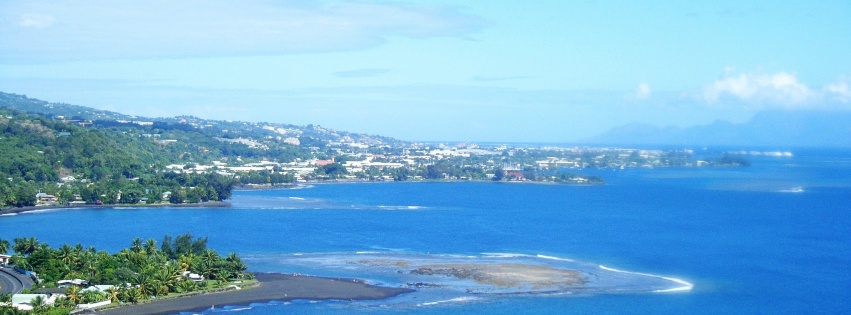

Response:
(1, 1), (849, 142)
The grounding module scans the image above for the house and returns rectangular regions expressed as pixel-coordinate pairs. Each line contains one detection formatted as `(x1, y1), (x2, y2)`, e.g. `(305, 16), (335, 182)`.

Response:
(0, 254), (10, 265)
(81, 284), (114, 293)
(11, 293), (62, 311)
(315, 156), (335, 167)
(182, 271), (204, 282)
(57, 279), (88, 288)
(506, 172), (526, 181)
(35, 193), (58, 205)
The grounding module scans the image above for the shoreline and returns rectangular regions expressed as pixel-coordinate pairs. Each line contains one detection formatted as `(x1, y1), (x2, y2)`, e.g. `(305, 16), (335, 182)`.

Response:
(0, 201), (231, 216)
(235, 178), (597, 191)
(97, 273), (413, 315)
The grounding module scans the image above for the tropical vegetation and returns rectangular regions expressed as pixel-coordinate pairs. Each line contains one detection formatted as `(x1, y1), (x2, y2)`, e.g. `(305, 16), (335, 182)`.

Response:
(0, 234), (250, 314)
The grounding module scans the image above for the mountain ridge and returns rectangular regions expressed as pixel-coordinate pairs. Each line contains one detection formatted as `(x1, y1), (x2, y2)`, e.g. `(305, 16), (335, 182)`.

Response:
(580, 110), (851, 148)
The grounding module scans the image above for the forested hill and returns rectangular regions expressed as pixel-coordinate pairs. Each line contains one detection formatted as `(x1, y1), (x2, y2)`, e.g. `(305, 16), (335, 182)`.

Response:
(0, 107), (233, 207)
(0, 91), (404, 208)
(0, 92), (404, 158)
(0, 92), (133, 122)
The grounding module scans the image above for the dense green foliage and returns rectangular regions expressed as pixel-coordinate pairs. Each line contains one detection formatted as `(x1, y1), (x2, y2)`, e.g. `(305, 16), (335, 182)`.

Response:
(0, 108), (237, 208)
(0, 235), (249, 314)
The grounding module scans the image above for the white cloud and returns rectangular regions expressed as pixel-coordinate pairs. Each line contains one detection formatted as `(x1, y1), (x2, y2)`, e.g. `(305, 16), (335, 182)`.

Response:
(703, 71), (815, 106)
(824, 76), (851, 103)
(0, 1), (485, 62)
(634, 83), (651, 100)
(18, 14), (54, 28)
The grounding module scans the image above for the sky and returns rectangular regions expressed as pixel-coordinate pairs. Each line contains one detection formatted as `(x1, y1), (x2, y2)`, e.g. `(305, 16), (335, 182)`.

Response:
(0, 0), (849, 142)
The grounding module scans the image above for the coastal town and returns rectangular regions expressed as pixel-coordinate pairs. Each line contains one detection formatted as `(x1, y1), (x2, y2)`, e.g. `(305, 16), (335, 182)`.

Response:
(0, 92), (759, 209)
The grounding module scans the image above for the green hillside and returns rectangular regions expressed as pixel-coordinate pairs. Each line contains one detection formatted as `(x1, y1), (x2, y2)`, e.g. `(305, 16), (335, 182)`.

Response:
(0, 107), (234, 208)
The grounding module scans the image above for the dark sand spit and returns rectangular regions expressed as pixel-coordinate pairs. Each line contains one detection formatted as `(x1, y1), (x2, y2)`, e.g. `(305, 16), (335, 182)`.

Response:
(97, 273), (413, 315)
(0, 201), (231, 216)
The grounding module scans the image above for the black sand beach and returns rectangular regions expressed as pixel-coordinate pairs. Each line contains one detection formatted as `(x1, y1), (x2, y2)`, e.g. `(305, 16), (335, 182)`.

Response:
(0, 201), (231, 216)
(97, 273), (413, 315)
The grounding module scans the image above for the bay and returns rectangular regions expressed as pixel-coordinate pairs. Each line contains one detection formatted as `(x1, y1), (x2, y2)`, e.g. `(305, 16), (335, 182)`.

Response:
(1, 149), (849, 314)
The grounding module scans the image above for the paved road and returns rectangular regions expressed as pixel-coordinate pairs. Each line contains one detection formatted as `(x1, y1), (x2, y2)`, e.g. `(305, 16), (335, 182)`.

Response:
(0, 266), (34, 294)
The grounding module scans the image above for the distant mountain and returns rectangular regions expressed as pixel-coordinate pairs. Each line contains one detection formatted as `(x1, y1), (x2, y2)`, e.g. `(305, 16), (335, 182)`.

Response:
(581, 110), (851, 148)
(0, 91), (404, 148)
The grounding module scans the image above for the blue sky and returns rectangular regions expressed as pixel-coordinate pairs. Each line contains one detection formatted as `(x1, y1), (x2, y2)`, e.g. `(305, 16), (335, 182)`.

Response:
(1, 0), (849, 142)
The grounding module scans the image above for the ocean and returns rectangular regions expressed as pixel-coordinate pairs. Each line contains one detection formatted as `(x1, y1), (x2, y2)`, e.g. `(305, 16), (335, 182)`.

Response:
(2, 148), (849, 314)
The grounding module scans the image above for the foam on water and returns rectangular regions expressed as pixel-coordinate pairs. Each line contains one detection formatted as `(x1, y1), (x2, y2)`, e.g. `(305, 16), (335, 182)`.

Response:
(536, 254), (577, 262)
(377, 205), (427, 210)
(598, 265), (693, 292)
(417, 296), (480, 307)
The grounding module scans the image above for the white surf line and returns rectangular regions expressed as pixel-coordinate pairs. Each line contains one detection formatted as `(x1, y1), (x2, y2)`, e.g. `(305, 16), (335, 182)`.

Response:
(598, 265), (694, 292)
(417, 296), (479, 307)
(481, 252), (530, 258)
(536, 254), (577, 262)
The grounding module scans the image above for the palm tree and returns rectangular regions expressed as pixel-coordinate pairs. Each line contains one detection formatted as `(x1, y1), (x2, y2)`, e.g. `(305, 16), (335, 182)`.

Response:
(199, 261), (219, 280)
(201, 250), (221, 278)
(225, 252), (240, 264)
(144, 239), (158, 256)
(133, 273), (155, 298)
(121, 287), (142, 304)
(176, 278), (196, 293)
(202, 250), (220, 266)
(81, 290), (105, 304)
(29, 295), (46, 313)
(34, 243), (49, 255)
(60, 263), (76, 280)
(54, 296), (74, 309)
(216, 269), (234, 283)
(130, 238), (143, 254)
(153, 266), (179, 295)
(10, 255), (29, 271)
(177, 254), (194, 272)
(0, 292), (11, 304)
(66, 286), (82, 305)
(225, 252), (247, 279)
(0, 239), (9, 255)
(81, 251), (99, 279)
(12, 237), (37, 256)
(105, 286), (120, 303)
(0, 306), (27, 315)
(58, 244), (77, 266)
(231, 260), (248, 279)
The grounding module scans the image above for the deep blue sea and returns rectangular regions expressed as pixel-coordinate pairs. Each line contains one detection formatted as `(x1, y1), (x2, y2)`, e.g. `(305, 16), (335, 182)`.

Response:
(2, 149), (850, 314)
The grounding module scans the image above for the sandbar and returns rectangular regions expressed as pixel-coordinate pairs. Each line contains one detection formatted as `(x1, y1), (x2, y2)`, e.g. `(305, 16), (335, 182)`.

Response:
(409, 263), (585, 290)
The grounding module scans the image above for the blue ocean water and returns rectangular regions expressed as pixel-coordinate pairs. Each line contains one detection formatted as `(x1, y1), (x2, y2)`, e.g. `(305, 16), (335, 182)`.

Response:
(2, 149), (850, 314)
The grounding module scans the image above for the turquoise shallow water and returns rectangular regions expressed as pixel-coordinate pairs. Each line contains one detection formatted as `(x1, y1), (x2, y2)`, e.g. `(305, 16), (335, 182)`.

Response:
(1, 149), (850, 314)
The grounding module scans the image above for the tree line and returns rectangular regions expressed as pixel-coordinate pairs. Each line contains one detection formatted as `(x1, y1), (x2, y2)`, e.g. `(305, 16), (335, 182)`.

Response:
(0, 234), (250, 314)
